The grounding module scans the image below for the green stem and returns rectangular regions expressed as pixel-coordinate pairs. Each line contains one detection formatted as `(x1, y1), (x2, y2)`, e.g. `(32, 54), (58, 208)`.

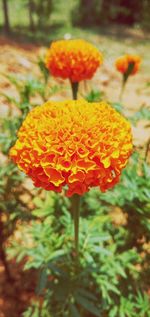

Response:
(70, 81), (79, 100)
(70, 194), (81, 257)
(145, 137), (150, 163)
(119, 62), (135, 102)
(119, 76), (126, 102)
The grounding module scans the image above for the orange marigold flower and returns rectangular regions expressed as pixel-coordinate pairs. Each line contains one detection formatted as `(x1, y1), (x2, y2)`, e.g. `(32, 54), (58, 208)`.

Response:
(115, 54), (141, 75)
(45, 39), (103, 82)
(10, 100), (132, 197)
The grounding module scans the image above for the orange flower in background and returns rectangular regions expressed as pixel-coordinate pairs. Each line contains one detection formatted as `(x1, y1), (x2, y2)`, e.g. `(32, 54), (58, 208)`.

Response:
(10, 100), (132, 197)
(45, 39), (103, 83)
(115, 54), (141, 75)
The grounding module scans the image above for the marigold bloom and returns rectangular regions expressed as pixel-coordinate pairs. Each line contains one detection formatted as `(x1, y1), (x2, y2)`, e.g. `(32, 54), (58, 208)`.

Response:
(115, 54), (141, 75)
(45, 39), (103, 82)
(10, 100), (132, 197)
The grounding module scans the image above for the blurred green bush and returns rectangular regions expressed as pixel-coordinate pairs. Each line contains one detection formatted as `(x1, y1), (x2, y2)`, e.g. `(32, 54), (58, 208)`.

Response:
(72, 0), (150, 29)
(1, 0), (150, 37)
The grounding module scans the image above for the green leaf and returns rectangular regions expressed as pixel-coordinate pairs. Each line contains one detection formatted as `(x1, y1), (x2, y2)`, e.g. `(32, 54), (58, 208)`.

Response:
(78, 288), (97, 301)
(32, 208), (52, 217)
(84, 89), (104, 102)
(89, 236), (110, 243)
(75, 294), (100, 316)
(36, 269), (47, 294)
(111, 102), (123, 113)
(69, 303), (80, 317)
(93, 246), (111, 256)
(33, 197), (44, 208)
(109, 306), (118, 317)
(38, 58), (49, 84)
(48, 262), (67, 277)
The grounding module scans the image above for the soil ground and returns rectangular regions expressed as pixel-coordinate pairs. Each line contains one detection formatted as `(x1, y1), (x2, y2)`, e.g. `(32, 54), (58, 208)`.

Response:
(0, 261), (37, 317)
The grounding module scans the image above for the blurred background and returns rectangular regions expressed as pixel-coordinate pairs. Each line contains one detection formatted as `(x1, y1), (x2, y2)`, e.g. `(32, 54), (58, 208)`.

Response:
(0, 1), (150, 317)
(1, 0), (150, 39)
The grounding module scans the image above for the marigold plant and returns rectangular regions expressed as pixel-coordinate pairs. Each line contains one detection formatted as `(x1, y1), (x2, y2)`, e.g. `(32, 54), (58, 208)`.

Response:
(10, 100), (132, 197)
(115, 54), (141, 101)
(45, 39), (102, 83)
(115, 54), (141, 76)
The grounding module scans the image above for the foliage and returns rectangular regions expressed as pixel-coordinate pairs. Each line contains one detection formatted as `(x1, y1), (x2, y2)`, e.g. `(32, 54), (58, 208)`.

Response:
(0, 72), (34, 278)
(9, 174), (150, 316)
(84, 89), (105, 102)
(7, 152), (150, 316)
(72, 0), (148, 28)
(130, 106), (150, 125)
(1, 0), (53, 33)
(32, 0), (53, 28)
(110, 102), (123, 113)
(87, 153), (150, 246)
(1, 0), (150, 39)
(0, 63), (59, 280)
(84, 92), (123, 113)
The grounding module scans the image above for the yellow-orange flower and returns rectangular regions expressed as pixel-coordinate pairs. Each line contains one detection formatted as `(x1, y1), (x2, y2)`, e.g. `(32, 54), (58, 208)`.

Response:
(45, 39), (103, 82)
(10, 100), (132, 197)
(115, 54), (141, 75)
